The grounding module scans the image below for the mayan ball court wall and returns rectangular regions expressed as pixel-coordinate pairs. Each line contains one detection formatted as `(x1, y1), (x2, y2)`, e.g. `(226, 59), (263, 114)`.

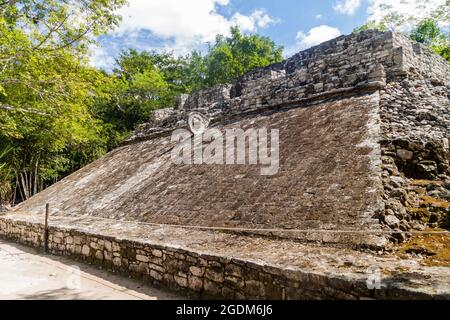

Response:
(1, 30), (449, 299)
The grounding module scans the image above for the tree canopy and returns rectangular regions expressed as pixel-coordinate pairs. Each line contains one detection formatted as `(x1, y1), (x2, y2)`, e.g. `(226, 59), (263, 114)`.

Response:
(0, 0), (125, 203)
(202, 26), (284, 86)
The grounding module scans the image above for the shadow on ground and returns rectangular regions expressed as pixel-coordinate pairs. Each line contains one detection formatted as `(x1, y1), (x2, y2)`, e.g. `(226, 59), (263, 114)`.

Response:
(0, 240), (181, 300)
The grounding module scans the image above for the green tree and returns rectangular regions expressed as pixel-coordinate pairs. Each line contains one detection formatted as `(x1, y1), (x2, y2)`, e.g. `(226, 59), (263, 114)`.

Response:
(410, 19), (442, 45)
(410, 19), (450, 61)
(113, 49), (191, 105)
(0, 143), (14, 206)
(353, 20), (388, 33)
(91, 51), (169, 145)
(90, 49), (205, 149)
(203, 27), (284, 86)
(185, 51), (208, 91)
(0, 0), (126, 202)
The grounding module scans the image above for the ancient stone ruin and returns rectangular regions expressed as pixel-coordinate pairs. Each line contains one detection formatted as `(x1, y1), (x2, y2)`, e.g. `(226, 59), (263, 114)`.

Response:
(1, 30), (449, 299)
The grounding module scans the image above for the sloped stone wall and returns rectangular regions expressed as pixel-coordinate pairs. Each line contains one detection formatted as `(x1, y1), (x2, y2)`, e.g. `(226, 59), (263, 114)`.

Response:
(11, 94), (388, 247)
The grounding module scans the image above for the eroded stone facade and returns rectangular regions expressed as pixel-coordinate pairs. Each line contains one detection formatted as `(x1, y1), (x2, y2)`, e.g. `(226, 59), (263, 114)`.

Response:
(10, 30), (450, 246)
(127, 30), (450, 241)
(1, 30), (450, 299)
(2, 217), (446, 299)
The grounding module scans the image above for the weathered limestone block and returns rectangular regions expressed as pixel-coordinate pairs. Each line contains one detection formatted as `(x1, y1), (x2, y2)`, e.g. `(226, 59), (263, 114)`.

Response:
(189, 266), (204, 277)
(81, 245), (90, 256)
(148, 263), (164, 273)
(113, 257), (121, 267)
(66, 236), (73, 244)
(163, 273), (175, 286)
(149, 256), (163, 266)
(90, 241), (99, 250)
(150, 269), (163, 281)
(104, 250), (113, 261)
(138, 262), (148, 273)
(174, 275), (188, 288)
(95, 250), (104, 261)
(112, 242), (120, 252)
(104, 240), (112, 252)
(174, 252), (186, 260)
(183, 84), (231, 110)
(203, 280), (222, 296)
(225, 264), (243, 278)
(224, 276), (245, 289)
(129, 263), (139, 273)
(73, 236), (82, 245)
(205, 268), (225, 283)
(174, 94), (189, 110)
(136, 254), (149, 263)
(152, 249), (163, 257)
(188, 275), (203, 292)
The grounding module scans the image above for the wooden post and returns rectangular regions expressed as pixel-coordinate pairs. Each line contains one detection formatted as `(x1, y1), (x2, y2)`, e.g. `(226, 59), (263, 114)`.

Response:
(44, 203), (49, 253)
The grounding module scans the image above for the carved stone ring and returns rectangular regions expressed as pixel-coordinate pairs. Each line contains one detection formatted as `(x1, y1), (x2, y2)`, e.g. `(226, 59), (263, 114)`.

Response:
(187, 112), (210, 135)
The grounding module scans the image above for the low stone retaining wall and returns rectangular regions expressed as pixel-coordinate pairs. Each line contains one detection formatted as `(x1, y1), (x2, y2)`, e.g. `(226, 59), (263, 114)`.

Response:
(0, 216), (435, 299)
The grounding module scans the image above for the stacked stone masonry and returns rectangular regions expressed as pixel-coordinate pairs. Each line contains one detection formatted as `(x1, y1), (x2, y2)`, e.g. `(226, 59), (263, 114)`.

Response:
(0, 217), (441, 299)
(130, 31), (449, 141)
(130, 30), (450, 240)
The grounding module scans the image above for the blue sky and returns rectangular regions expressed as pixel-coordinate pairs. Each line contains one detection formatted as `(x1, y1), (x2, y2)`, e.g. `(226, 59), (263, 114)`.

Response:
(90, 0), (446, 70)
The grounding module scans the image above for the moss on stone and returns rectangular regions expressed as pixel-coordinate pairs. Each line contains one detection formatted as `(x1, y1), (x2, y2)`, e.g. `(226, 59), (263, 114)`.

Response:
(419, 196), (450, 209)
(407, 207), (431, 222)
(398, 232), (450, 267)
(411, 179), (435, 186)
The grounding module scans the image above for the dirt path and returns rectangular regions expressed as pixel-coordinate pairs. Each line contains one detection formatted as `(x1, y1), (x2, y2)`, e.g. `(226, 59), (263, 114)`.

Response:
(0, 240), (181, 300)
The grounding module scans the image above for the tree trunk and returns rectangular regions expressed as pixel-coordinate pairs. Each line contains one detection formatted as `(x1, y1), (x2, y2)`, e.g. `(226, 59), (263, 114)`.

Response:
(19, 172), (29, 200)
(33, 158), (39, 196)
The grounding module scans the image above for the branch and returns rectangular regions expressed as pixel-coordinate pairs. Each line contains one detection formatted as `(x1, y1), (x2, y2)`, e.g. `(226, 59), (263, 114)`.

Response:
(0, 104), (51, 116)
(0, 0), (16, 7)
(32, 14), (71, 50)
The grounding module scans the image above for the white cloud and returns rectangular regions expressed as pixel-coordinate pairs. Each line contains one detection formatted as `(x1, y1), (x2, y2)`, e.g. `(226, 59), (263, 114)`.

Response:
(90, 0), (278, 69)
(333, 0), (362, 16)
(315, 14), (323, 20)
(285, 25), (341, 57)
(296, 25), (342, 49)
(367, 0), (447, 30)
(251, 10), (279, 28)
(115, 0), (277, 52)
(231, 13), (257, 32)
(89, 45), (117, 71)
(231, 10), (278, 33)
